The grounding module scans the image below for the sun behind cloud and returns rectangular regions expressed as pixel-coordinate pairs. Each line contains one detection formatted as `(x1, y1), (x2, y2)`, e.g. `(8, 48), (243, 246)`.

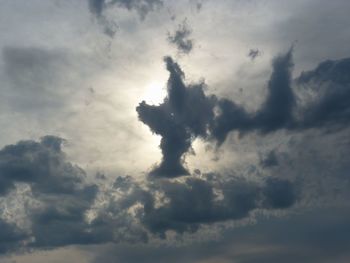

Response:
(141, 81), (167, 105)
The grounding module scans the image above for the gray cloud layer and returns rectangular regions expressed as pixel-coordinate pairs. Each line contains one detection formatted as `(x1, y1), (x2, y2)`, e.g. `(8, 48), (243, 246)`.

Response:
(92, 207), (350, 263)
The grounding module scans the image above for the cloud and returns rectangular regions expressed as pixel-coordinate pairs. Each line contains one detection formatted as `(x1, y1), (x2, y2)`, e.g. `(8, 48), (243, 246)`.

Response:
(1, 46), (100, 115)
(1, 1), (350, 261)
(212, 48), (295, 142)
(136, 56), (216, 177)
(167, 19), (194, 54)
(0, 136), (108, 249)
(137, 49), (350, 177)
(2, 47), (70, 110)
(88, 0), (105, 17)
(260, 150), (279, 168)
(296, 57), (350, 129)
(0, 219), (27, 254)
(0, 136), (85, 196)
(88, 0), (163, 19)
(232, 49), (350, 136)
(254, 48), (295, 131)
(89, 172), (296, 239)
(30, 186), (103, 248)
(0, 135), (299, 253)
(136, 50), (295, 176)
(88, 0), (163, 37)
(141, 175), (296, 236)
(91, 206), (350, 263)
(112, 0), (163, 19)
(248, 48), (261, 60)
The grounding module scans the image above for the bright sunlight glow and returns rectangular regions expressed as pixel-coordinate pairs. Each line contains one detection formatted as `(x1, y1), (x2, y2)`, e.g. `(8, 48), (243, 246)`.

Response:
(141, 81), (167, 105)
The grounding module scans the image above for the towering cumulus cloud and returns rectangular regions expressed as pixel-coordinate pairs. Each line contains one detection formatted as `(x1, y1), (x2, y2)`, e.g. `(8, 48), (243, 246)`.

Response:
(137, 57), (216, 177)
(212, 48), (295, 142)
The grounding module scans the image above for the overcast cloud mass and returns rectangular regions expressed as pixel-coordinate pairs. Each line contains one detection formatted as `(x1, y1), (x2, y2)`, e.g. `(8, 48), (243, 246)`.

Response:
(0, 0), (350, 262)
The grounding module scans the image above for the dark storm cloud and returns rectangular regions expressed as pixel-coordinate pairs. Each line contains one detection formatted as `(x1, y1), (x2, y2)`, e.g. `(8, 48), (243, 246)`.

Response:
(137, 56), (216, 177)
(30, 191), (104, 247)
(167, 20), (194, 54)
(262, 177), (295, 209)
(0, 220), (27, 254)
(296, 57), (350, 129)
(297, 58), (350, 85)
(136, 100), (193, 177)
(90, 173), (296, 238)
(220, 53), (350, 133)
(29, 183), (103, 248)
(137, 50), (294, 175)
(0, 136), (312, 253)
(254, 48), (295, 131)
(0, 136), (84, 196)
(0, 137), (111, 250)
(212, 48), (295, 142)
(143, 177), (258, 235)
(137, 50), (350, 177)
(0, 138), (149, 252)
(141, 175), (296, 236)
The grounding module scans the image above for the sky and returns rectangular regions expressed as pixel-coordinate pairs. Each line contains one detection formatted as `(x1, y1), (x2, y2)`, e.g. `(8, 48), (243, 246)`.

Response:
(0, 0), (350, 262)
